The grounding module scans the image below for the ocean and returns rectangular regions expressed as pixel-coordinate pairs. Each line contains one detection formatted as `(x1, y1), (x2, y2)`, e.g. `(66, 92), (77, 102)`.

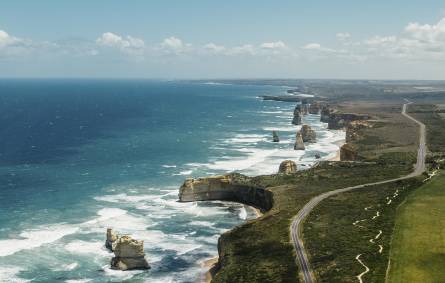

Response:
(0, 79), (344, 282)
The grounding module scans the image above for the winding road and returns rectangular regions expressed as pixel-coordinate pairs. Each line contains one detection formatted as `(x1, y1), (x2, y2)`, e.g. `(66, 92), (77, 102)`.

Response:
(290, 101), (426, 283)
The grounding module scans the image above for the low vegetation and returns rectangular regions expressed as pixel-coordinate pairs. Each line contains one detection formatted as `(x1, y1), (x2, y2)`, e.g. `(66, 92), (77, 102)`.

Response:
(302, 177), (423, 282)
(212, 161), (414, 283)
(387, 170), (445, 283)
(408, 104), (445, 153)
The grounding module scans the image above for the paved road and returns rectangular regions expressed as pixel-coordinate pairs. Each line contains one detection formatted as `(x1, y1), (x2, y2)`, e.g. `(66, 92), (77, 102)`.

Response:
(290, 101), (426, 283)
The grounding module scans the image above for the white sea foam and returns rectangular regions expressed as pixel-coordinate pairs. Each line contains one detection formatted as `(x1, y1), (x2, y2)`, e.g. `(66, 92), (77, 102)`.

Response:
(0, 266), (29, 283)
(162, 164), (177, 168)
(0, 224), (79, 257)
(238, 207), (247, 220)
(62, 262), (79, 271)
(172, 170), (193, 176)
(65, 279), (92, 283)
(65, 241), (110, 257)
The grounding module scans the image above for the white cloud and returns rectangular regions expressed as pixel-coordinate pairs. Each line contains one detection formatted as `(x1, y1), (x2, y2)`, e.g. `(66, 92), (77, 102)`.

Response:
(0, 30), (20, 47)
(303, 43), (322, 50)
(96, 32), (145, 55)
(336, 32), (351, 41)
(160, 36), (192, 54)
(260, 41), (287, 49)
(203, 43), (225, 53)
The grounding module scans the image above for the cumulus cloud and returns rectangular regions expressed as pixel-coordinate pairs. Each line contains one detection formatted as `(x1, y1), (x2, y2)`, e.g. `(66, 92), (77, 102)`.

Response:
(0, 30), (20, 47)
(260, 41), (287, 49)
(203, 43), (225, 53)
(160, 36), (192, 54)
(96, 32), (144, 55)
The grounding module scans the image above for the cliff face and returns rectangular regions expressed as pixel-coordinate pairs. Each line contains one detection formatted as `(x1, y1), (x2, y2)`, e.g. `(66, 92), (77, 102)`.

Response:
(301, 125), (316, 143)
(178, 173), (273, 211)
(327, 113), (371, 130)
(345, 120), (372, 143)
(340, 143), (359, 161)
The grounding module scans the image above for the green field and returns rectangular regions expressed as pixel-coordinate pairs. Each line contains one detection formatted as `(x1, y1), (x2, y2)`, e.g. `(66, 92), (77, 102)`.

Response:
(302, 178), (422, 283)
(387, 170), (445, 283)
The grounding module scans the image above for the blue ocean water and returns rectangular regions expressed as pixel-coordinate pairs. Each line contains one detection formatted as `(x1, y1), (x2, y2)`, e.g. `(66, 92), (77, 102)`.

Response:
(0, 80), (344, 282)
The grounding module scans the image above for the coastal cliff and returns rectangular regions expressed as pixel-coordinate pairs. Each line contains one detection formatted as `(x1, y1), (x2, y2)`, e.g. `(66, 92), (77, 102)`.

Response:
(327, 113), (371, 129)
(178, 173), (273, 211)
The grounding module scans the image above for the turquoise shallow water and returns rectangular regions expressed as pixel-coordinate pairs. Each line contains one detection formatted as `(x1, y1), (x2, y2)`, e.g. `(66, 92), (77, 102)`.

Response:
(0, 80), (344, 282)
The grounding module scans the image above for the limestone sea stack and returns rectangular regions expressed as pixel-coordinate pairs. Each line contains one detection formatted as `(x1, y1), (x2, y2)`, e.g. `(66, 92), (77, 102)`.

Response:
(294, 132), (305, 150)
(272, 131), (280, 142)
(320, 105), (331, 123)
(278, 160), (297, 174)
(292, 106), (302, 125)
(302, 104), (309, 115)
(106, 228), (118, 251)
(309, 103), (320, 114)
(301, 125), (316, 143)
(111, 235), (150, 271)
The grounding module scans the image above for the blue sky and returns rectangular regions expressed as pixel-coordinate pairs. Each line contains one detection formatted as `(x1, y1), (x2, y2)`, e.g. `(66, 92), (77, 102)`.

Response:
(1, 1), (445, 79)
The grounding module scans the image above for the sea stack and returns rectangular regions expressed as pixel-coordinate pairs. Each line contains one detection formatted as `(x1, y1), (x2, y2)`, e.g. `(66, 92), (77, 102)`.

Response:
(111, 235), (150, 271)
(106, 228), (118, 251)
(301, 125), (316, 143)
(294, 132), (305, 150)
(278, 160), (297, 174)
(320, 105), (331, 123)
(292, 106), (302, 125)
(309, 103), (320, 114)
(272, 131), (280, 142)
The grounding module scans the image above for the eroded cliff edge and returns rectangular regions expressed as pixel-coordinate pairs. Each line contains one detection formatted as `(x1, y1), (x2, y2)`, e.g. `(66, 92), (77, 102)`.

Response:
(178, 173), (274, 212)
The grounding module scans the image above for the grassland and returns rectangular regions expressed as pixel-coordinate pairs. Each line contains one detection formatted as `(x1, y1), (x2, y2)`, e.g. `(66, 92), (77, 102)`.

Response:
(408, 104), (445, 153)
(387, 170), (445, 282)
(212, 161), (414, 283)
(302, 177), (423, 282)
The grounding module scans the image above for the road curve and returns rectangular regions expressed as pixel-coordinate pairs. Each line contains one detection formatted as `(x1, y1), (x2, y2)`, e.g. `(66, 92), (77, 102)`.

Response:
(290, 101), (426, 283)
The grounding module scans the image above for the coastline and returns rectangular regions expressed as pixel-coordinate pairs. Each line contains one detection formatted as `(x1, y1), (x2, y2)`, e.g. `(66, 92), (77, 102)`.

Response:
(201, 205), (263, 283)
(329, 139), (345, 161)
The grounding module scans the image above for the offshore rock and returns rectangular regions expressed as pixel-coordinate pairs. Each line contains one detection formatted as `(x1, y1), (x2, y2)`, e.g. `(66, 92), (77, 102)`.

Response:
(292, 106), (302, 125)
(309, 103), (320, 114)
(278, 160), (297, 174)
(178, 173), (273, 211)
(302, 104), (309, 115)
(111, 235), (150, 271)
(320, 105), (331, 123)
(301, 125), (316, 143)
(105, 228), (118, 251)
(294, 132), (305, 150)
(272, 131), (280, 142)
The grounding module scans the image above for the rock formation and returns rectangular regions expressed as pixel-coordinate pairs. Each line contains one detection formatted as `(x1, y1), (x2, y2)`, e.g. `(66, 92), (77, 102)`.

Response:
(111, 235), (150, 271)
(346, 120), (372, 143)
(300, 125), (316, 143)
(294, 132), (305, 150)
(292, 106), (302, 125)
(320, 105), (331, 123)
(106, 228), (118, 251)
(309, 103), (320, 114)
(302, 104), (309, 115)
(272, 131), (280, 142)
(340, 143), (359, 161)
(278, 160), (297, 174)
(178, 173), (273, 211)
(328, 113), (371, 130)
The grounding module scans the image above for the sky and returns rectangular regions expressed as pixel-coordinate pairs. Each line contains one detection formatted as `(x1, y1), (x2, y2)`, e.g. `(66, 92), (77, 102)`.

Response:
(1, 0), (445, 79)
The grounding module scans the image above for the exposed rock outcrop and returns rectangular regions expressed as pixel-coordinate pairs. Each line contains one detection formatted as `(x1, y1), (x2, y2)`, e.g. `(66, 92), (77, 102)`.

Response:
(106, 228), (118, 251)
(340, 143), (359, 161)
(328, 113), (371, 130)
(278, 160), (297, 174)
(272, 131), (280, 142)
(320, 105), (331, 123)
(300, 125), (316, 143)
(302, 104), (309, 115)
(345, 120), (372, 143)
(178, 173), (273, 211)
(111, 235), (150, 271)
(292, 106), (302, 125)
(294, 132), (305, 150)
(309, 103), (320, 114)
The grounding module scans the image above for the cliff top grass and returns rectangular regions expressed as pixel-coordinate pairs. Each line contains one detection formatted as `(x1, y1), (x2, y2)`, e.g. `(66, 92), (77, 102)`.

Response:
(408, 104), (445, 153)
(387, 170), (445, 283)
(212, 161), (415, 283)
